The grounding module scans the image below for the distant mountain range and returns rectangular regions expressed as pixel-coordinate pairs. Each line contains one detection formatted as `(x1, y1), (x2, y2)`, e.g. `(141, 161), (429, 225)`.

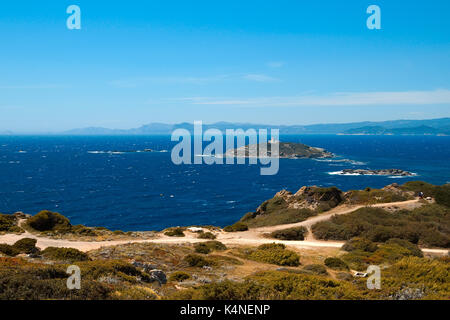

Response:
(62, 118), (450, 136)
(2, 118), (450, 136)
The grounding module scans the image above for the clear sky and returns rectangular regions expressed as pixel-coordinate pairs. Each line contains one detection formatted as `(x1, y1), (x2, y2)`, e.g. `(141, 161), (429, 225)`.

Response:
(0, 0), (449, 132)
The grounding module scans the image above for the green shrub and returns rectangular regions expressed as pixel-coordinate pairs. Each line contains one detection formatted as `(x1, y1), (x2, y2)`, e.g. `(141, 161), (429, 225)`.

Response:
(12, 238), (38, 254)
(164, 227), (185, 237)
(41, 247), (90, 262)
(183, 254), (211, 267)
(71, 225), (97, 236)
(197, 231), (216, 239)
(302, 264), (328, 275)
(27, 210), (71, 232)
(194, 243), (211, 254)
(0, 244), (20, 256)
(324, 257), (349, 271)
(223, 222), (248, 232)
(169, 271), (191, 282)
(248, 243), (300, 266)
(369, 239), (423, 264)
(270, 226), (308, 240)
(204, 241), (227, 251)
(113, 230), (125, 235)
(342, 238), (378, 253)
(0, 214), (18, 232)
(194, 241), (227, 254)
(258, 243), (286, 250)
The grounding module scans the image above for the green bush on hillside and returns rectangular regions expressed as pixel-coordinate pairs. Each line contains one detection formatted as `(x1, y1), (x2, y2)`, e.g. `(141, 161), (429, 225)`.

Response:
(41, 247), (90, 262)
(197, 231), (216, 239)
(169, 271), (191, 282)
(27, 210), (72, 232)
(270, 226), (308, 240)
(342, 238), (379, 253)
(12, 238), (38, 254)
(183, 254), (212, 267)
(194, 243), (211, 254)
(0, 214), (19, 232)
(247, 243), (300, 266)
(324, 257), (349, 271)
(0, 244), (20, 257)
(164, 227), (185, 237)
(223, 222), (248, 232)
(302, 264), (328, 275)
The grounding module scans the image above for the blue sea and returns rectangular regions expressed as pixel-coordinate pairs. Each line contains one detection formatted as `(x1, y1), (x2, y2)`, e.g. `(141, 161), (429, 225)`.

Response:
(0, 135), (449, 231)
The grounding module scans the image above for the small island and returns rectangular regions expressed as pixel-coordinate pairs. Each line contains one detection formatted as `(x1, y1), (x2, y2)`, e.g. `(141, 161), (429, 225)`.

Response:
(332, 169), (415, 176)
(225, 141), (334, 159)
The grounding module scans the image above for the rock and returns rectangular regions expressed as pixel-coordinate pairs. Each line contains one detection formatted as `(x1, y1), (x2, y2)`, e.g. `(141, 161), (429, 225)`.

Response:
(341, 169), (414, 176)
(148, 269), (167, 285)
(131, 260), (158, 273)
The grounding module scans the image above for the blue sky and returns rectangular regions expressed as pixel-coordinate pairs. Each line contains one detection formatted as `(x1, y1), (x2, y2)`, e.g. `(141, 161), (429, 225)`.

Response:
(0, 0), (449, 132)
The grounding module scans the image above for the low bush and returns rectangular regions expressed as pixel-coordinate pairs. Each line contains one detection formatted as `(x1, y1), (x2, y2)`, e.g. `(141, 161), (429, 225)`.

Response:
(71, 225), (98, 236)
(197, 231), (216, 239)
(183, 254), (211, 267)
(194, 243), (211, 254)
(41, 247), (90, 262)
(270, 226), (307, 240)
(164, 227), (185, 237)
(27, 210), (71, 232)
(0, 214), (18, 232)
(169, 271), (191, 282)
(247, 243), (300, 266)
(342, 238), (378, 253)
(12, 238), (38, 254)
(223, 222), (248, 232)
(204, 240), (227, 251)
(195, 240), (227, 254)
(0, 244), (19, 257)
(324, 257), (349, 271)
(302, 264), (328, 275)
(0, 238), (39, 256)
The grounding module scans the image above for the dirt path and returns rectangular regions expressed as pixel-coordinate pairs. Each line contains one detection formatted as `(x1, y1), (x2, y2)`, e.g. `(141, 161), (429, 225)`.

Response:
(0, 199), (447, 255)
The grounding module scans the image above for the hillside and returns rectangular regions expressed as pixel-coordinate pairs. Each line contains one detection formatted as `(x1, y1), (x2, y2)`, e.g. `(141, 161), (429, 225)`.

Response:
(0, 181), (449, 300)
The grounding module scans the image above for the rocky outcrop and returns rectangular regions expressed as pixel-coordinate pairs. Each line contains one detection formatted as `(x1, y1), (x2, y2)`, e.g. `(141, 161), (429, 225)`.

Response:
(340, 169), (414, 176)
(131, 260), (167, 284)
(257, 186), (344, 212)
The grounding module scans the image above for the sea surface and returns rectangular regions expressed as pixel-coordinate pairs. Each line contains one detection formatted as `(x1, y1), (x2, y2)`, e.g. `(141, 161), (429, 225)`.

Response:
(0, 135), (449, 231)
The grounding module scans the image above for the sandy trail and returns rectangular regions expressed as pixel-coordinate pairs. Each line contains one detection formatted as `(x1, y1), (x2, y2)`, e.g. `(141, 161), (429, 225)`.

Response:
(0, 199), (447, 255)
